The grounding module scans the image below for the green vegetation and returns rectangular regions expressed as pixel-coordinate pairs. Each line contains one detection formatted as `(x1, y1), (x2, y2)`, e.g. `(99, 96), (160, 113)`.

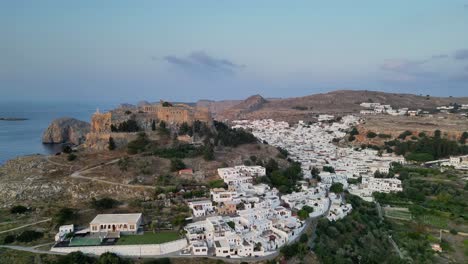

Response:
(10, 205), (29, 214)
(367, 131), (377, 138)
(108, 137), (116, 150)
(116, 232), (179, 245)
(378, 133), (392, 139)
(54, 207), (76, 225)
(16, 230), (43, 243)
(297, 205), (314, 220)
(329, 182), (344, 193)
(398, 130), (413, 140)
(259, 161), (303, 193)
(111, 120), (140, 132)
(170, 158), (186, 171)
(314, 195), (401, 263)
(214, 121), (257, 147)
(349, 127), (359, 136)
(67, 153), (77, 161)
(322, 166), (335, 173)
(151, 144), (203, 159)
(127, 132), (150, 154)
(208, 179), (226, 189)
(91, 197), (121, 210)
(386, 130), (468, 161)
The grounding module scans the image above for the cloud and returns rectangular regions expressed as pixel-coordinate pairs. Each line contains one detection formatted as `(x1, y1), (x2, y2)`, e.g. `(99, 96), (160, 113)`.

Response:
(454, 49), (468, 60)
(162, 51), (244, 74)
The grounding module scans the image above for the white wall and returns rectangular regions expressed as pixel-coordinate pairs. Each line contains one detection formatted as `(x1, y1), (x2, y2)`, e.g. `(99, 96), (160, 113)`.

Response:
(50, 239), (187, 257)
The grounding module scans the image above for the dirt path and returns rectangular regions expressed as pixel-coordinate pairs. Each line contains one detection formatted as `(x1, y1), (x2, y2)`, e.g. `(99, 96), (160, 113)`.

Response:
(0, 218), (52, 234)
(69, 158), (155, 190)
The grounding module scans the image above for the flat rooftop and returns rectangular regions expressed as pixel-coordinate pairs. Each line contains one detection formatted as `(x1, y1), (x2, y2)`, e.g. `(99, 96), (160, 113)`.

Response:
(90, 213), (142, 225)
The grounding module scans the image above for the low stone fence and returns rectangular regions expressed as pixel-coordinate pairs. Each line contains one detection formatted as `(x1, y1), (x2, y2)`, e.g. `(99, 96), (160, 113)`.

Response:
(50, 239), (187, 257)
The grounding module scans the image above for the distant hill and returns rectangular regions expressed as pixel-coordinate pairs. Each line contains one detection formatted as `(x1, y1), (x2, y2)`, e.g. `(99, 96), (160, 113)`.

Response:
(212, 90), (468, 122)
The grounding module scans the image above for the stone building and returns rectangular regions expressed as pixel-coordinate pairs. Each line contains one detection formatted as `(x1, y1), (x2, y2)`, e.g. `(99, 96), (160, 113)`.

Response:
(141, 101), (212, 125)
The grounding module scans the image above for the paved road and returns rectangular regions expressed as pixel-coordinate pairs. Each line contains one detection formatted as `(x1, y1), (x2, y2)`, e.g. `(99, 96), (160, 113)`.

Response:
(0, 218), (52, 234)
(388, 235), (403, 259)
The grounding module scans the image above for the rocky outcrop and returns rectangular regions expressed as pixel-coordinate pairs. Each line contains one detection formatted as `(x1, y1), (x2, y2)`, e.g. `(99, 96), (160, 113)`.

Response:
(42, 117), (90, 145)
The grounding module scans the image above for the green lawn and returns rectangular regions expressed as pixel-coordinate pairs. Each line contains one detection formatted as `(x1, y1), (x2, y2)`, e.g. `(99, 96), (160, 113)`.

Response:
(116, 232), (179, 245)
(69, 237), (101, 246)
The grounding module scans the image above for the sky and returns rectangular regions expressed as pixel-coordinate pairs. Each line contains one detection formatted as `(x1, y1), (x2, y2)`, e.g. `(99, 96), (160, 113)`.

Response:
(1, 0), (468, 103)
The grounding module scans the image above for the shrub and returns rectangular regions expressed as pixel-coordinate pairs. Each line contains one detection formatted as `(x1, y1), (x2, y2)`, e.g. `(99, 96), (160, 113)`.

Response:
(56, 251), (95, 264)
(127, 132), (150, 154)
(3, 235), (15, 244)
(16, 230), (43, 243)
(366, 131), (377, 138)
(378, 133), (391, 139)
(91, 197), (120, 210)
(398, 130), (413, 140)
(299, 233), (308, 244)
(67, 153), (77, 161)
(170, 159), (186, 172)
(10, 205), (28, 214)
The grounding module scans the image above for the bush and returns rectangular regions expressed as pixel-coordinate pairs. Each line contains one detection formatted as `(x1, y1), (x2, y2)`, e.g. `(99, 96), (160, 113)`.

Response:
(3, 235), (15, 244)
(366, 131), (377, 138)
(56, 251), (95, 264)
(97, 252), (129, 264)
(127, 132), (150, 154)
(111, 120), (140, 132)
(10, 205), (28, 214)
(378, 133), (392, 139)
(398, 130), (413, 140)
(108, 137), (116, 150)
(91, 197), (120, 210)
(299, 233), (308, 243)
(55, 208), (75, 225)
(67, 153), (77, 161)
(16, 230), (43, 242)
(170, 159), (186, 172)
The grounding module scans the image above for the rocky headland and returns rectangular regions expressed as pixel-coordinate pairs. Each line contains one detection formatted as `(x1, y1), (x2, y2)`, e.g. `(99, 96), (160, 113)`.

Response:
(42, 117), (91, 145)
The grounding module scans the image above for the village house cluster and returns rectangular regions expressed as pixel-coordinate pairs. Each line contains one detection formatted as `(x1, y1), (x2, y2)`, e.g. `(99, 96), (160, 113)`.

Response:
(359, 102), (419, 116)
(185, 165), (305, 258)
(232, 117), (404, 203)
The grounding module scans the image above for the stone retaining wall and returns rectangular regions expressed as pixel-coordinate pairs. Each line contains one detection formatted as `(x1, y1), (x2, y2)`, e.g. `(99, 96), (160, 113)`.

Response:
(50, 238), (187, 256)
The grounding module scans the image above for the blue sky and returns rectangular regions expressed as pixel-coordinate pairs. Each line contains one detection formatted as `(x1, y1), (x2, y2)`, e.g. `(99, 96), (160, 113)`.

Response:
(1, 0), (468, 102)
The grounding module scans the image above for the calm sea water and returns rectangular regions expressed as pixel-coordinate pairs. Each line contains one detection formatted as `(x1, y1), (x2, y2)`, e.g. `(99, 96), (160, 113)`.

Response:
(0, 101), (116, 164)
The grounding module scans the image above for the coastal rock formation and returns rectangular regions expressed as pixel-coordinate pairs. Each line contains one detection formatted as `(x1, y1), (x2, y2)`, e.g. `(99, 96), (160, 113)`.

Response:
(42, 117), (91, 145)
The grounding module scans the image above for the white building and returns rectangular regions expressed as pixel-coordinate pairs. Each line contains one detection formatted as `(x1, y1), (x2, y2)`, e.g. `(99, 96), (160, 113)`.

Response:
(89, 213), (143, 234)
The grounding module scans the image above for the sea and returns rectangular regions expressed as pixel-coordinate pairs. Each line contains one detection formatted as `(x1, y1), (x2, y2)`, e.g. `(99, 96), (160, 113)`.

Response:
(0, 101), (117, 165)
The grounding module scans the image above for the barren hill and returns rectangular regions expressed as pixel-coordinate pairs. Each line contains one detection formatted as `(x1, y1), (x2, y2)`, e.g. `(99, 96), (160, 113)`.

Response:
(214, 90), (468, 123)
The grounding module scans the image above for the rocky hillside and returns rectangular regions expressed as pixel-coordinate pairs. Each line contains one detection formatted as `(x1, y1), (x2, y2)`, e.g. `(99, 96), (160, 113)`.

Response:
(42, 117), (91, 145)
(214, 90), (468, 123)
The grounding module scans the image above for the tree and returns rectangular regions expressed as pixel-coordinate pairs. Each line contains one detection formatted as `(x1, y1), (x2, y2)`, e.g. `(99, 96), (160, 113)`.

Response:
(297, 209), (310, 220)
(299, 233), (308, 244)
(127, 132), (150, 154)
(323, 166), (335, 173)
(203, 144), (215, 161)
(170, 159), (186, 171)
(350, 127), (359, 136)
(97, 252), (128, 264)
(460, 131), (468, 144)
(434, 129), (441, 139)
(151, 120), (156, 131)
(62, 145), (73, 154)
(56, 251), (95, 264)
(227, 221), (235, 229)
(55, 208), (75, 225)
(16, 230), (43, 242)
(108, 137), (116, 151)
(311, 167), (320, 177)
(330, 182), (344, 193)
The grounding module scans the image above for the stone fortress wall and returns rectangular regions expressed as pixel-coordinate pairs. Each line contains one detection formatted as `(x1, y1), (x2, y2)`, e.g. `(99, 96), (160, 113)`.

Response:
(84, 101), (212, 149)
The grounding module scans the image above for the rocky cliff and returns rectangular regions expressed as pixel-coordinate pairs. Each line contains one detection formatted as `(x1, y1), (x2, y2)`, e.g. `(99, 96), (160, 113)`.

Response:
(42, 117), (91, 145)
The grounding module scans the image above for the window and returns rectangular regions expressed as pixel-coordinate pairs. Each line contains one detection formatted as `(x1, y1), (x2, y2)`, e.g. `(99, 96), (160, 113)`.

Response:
(130, 225), (135, 230)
